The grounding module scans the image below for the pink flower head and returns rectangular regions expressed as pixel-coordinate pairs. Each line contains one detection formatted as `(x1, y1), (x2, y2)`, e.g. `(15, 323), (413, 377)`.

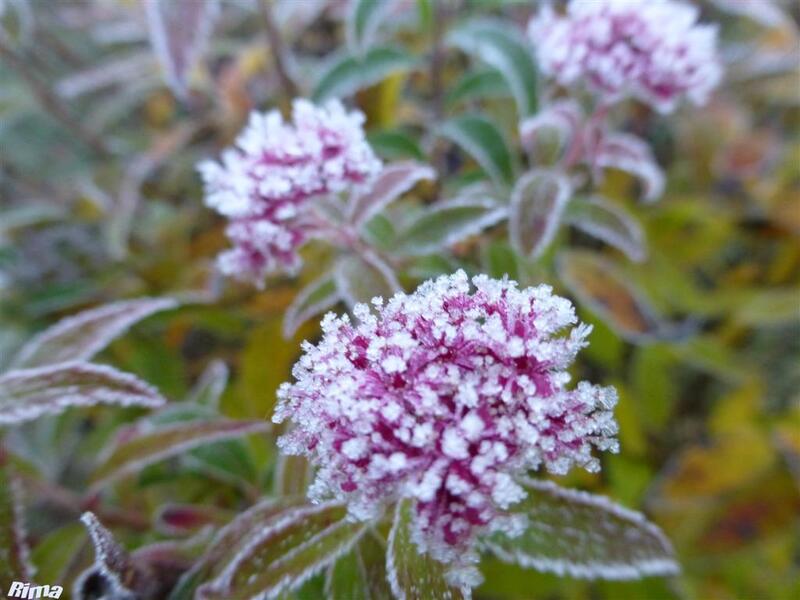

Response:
(198, 99), (381, 285)
(273, 271), (618, 585)
(528, 0), (722, 113)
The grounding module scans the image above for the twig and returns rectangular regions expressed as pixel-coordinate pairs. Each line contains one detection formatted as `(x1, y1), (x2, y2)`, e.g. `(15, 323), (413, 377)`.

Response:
(0, 39), (111, 158)
(258, 0), (298, 98)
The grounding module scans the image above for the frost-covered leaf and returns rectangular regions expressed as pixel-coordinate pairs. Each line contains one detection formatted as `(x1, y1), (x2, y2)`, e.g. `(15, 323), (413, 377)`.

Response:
(438, 114), (515, 187)
(394, 194), (507, 257)
(348, 0), (396, 53)
(484, 479), (679, 579)
(11, 297), (178, 369)
(387, 500), (466, 600)
(348, 161), (436, 228)
(198, 503), (367, 600)
(283, 275), (340, 339)
(520, 100), (583, 164)
(446, 69), (510, 107)
(143, 0), (219, 100)
(90, 419), (270, 490)
(448, 19), (539, 117)
(335, 252), (400, 308)
(185, 360), (228, 408)
(0, 362), (166, 426)
(326, 530), (393, 600)
(509, 169), (572, 259)
(0, 449), (33, 591)
(565, 195), (647, 262)
(274, 454), (312, 497)
(368, 130), (425, 161)
(708, 0), (789, 28)
(594, 132), (665, 203)
(74, 512), (138, 600)
(313, 46), (416, 102)
(557, 251), (690, 343)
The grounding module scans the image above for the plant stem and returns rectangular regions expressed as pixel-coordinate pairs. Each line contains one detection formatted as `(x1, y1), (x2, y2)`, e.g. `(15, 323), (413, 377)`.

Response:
(0, 39), (111, 158)
(259, 0), (298, 99)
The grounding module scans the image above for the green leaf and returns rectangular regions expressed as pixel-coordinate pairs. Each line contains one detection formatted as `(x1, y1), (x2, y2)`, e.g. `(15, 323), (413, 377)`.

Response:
(185, 359), (228, 408)
(90, 419), (270, 490)
(446, 69), (510, 107)
(348, 161), (436, 228)
(565, 195), (647, 262)
(393, 194), (507, 256)
(283, 275), (340, 339)
(335, 252), (400, 308)
(509, 168), (572, 259)
(313, 46), (416, 102)
(484, 479), (679, 579)
(11, 297), (178, 369)
(348, 0), (393, 53)
(0, 450), (33, 591)
(387, 500), (466, 600)
(557, 251), (689, 344)
(438, 114), (515, 187)
(326, 530), (393, 600)
(0, 362), (166, 426)
(199, 503), (367, 599)
(734, 288), (799, 325)
(368, 129), (425, 161)
(448, 18), (539, 117)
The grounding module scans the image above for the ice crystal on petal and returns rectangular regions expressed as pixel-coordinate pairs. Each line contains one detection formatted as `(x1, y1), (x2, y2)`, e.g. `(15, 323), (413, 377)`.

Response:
(198, 99), (381, 285)
(273, 271), (619, 587)
(528, 0), (722, 113)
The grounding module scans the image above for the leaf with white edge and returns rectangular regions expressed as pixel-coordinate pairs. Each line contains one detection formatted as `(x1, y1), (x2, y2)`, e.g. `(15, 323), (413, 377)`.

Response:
(313, 46), (416, 102)
(170, 497), (308, 598)
(185, 360), (228, 408)
(0, 362), (166, 426)
(198, 503), (367, 600)
(509, 169), (572, 259)
(89, 419), (270, 490)
(348, 161), (436, 228)
(348, 0), (396, 53)
(74, 512), (138, 600)
(283, 275), (340, 339)
(274, 454), (312, 497)
(448, 18), (539, 117)
(446, 69), (510, 107)
(484, 479), (679, 580)
(520, 100), (583, 164)
(143, 0), (219, 100)
(557, 251), (693, 343)
(11, 297), (178, 369)
(368, 130), (425, 161)
(708, 0), (789, 28)
(0, 449), (33, 591)
(565, 195), (647, 262)
(438, 114), (515, 187)
(594, 132), (665, 203)
(387, 500), (466, 600)
(394, 195), (507, 257)
(335, 252), (400, 308)
(326, 530), (393, 600)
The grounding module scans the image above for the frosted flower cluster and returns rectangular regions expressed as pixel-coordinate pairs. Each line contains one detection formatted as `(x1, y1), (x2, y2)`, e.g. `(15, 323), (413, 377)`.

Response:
(198, 99), (381, 285)
(528, 0), (722, 113)
(273, 271), (618, 586)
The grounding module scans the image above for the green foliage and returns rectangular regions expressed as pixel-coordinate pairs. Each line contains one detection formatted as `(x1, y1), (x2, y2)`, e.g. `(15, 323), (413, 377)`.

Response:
(0, 1), (798, 599)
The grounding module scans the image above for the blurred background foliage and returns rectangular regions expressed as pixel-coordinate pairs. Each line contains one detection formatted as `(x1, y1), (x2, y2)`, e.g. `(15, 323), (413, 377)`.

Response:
(0, 0), (798, 599)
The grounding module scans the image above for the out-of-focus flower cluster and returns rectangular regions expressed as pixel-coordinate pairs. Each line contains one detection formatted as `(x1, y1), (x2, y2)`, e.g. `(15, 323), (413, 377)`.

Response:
(273, 271), (618, 585)
(198, 99), (381, 286)
(528, 0), (722, 113)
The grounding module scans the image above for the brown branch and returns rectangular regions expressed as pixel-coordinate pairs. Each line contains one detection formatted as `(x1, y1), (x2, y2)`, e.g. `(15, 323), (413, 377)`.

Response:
(258, 0), (298, 98)
(0, 39), (111, 158)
